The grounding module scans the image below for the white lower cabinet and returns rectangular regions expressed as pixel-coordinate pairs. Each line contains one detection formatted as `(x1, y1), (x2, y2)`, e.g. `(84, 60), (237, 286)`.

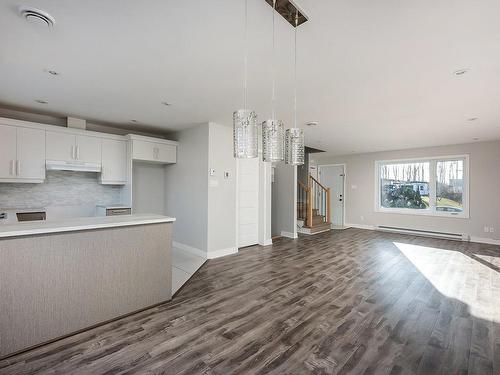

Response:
(0, 124), (45, 183)
(101, 139), (127, 185)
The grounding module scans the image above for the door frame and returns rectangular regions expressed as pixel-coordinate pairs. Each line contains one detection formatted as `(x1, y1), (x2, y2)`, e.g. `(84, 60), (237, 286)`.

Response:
(318, 163), (346, 227)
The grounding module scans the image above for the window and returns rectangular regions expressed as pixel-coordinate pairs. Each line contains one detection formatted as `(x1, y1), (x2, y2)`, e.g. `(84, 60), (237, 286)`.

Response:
(376, 155), (469, 217)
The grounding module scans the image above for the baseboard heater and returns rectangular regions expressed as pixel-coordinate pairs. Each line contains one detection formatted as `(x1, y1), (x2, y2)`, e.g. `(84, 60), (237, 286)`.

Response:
(377, 226), (469, 241)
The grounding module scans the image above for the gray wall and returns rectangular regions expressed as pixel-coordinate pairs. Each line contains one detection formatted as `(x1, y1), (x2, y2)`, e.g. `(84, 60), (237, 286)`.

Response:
(165, 124), (209, 252)
(314, 140), (500, 242)
(272, 164), (297, 237)
(207, 122), (237, 253)
(0, 171), (122, 215)
(132, 161), (166, 216)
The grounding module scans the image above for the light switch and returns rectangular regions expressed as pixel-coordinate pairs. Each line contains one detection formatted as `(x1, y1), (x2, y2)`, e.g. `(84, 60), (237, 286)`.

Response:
(224, 171), (230, 179)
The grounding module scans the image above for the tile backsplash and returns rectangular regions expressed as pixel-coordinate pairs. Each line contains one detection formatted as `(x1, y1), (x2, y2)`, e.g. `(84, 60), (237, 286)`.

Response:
(0, 171), (122, 210)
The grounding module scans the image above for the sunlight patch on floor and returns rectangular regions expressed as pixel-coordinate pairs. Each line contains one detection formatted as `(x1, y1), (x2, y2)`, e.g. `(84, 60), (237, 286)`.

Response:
(393, 241), (500, 323)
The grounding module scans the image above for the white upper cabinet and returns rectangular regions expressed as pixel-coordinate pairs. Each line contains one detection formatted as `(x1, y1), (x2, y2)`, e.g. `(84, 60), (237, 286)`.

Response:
(17, 127), (46, 180)
(46, 132), (102, 164)
(0, 125), (17, 179)
(76, 135), (102, 164)
(0, 124), (45, 183)
(46, 131), (76, 162)
(130, 135), (177, 164)
(101, 139), (127, 185)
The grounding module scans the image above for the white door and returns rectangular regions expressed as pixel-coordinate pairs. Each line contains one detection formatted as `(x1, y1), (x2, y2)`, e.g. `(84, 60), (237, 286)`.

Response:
(0, 125), (17, 179)
(76, 135), (102, 163)
(238, 158), (259, 247)
(17, 127), (46, 180)
(101, 139), (127, 184)
(46, 131), (76, 162)
(319, 165), (345, 227)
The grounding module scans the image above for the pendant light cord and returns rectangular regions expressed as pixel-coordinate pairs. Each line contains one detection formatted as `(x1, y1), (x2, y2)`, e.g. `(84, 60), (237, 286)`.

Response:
(294, 10), (298, 128)
(271, 0), (276, 120)
(243, 0), (248, 109)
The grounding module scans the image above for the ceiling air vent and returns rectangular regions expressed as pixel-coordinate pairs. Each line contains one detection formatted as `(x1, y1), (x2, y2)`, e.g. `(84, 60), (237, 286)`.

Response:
(19, 7), (55, 27)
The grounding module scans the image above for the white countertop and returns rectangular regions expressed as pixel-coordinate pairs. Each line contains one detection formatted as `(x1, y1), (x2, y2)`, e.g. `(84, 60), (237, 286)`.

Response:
(0, 214), (175, 239)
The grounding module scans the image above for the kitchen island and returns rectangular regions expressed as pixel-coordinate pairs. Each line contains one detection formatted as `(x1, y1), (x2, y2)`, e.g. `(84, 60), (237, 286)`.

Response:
(0, 214), (175, 358)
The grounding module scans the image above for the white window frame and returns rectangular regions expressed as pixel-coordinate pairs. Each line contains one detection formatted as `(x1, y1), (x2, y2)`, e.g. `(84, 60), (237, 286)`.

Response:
(374, 154), (470, 218)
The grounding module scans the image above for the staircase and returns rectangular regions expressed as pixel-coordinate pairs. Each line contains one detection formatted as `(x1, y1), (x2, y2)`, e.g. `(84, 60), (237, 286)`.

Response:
(297, 175), (331, 235)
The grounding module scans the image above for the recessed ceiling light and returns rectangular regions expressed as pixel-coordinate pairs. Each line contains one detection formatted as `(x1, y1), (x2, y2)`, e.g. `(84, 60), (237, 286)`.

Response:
(453, 69), (469, 76)
(46, 69), (59, 76)
(162, 101), (172, 106)
(35, 99), (48, 104)
(473, 137), (480, 141)
(130, 119), (138, 123)
(306, 121), (318, 127)
(467, 117), (478, 122)
(19, 7), (55, 27)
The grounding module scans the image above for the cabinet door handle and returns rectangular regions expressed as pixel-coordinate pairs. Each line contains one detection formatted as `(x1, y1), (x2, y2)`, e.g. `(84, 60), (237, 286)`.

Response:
(16, 160), (21, 176)
(71, 146), (75, 159)
(76, 145), (80, 160)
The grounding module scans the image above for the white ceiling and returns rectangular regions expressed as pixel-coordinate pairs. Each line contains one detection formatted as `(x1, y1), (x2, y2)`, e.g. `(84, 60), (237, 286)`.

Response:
(1, 0), (500, 155)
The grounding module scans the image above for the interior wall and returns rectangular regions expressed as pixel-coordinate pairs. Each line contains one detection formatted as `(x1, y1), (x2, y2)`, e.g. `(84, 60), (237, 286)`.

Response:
(132, 161), (166, 215)
(164, 124), (209, 253)
(273, 163), (297, 238)
(207, 122), (237, 255)
(314, 140), (500, 242)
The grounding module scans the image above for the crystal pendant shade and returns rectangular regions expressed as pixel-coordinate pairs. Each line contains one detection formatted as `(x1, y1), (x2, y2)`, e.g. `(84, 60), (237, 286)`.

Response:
(233, 109), (258, 158)
(262, 119), (284, 162)
(285, 128), (304, 165)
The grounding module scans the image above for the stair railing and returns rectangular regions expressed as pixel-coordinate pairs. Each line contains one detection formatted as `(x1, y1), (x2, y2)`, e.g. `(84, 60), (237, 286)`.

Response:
(308, 175), (331, 226)
(297, 175), (331, 228)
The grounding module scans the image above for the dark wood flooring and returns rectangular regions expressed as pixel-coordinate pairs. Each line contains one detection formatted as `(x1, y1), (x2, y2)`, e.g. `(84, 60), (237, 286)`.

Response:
(1, 229), (499, 374)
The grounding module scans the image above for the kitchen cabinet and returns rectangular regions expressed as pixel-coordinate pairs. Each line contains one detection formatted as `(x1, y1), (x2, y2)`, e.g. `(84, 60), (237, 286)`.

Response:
(101, 139), (127, 185)
(46, 132), (102, 164)
(0, 124), (45, 183)
(130, 137), (177, 164)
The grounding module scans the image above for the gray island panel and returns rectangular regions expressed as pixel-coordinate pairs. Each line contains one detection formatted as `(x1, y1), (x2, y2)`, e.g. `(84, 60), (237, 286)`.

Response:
(0, 221), (172, 358)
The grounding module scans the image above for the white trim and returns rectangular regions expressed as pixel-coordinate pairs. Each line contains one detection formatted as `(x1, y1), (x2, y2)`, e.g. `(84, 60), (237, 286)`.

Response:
(261, 239), (273, 246)
(172, 241), (207, 259)
(207, 247), (238, 259)
(0, 116), (126, 141)
(126, 133), (179, 146)
(469, 237), (500, 246)
(317, 163), (346, 227)
(374, 154), (470, 219)
(345, 223), (375, 231)
(281, 230), (298, 239)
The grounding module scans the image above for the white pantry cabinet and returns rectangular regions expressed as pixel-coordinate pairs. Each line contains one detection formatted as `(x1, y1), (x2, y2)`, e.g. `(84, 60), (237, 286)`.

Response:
(46, 132), (102, 164)
(129, 135), (177, 164)
(0, 124), (45, 183)
(101, 139), (127, 185)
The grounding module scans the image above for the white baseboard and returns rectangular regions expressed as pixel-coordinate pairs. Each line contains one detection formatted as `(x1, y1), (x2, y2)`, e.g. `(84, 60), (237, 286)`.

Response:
(260, 239), (273, 246)
(469, 236), (500, 246)
(172, 241), (207, 259)
(281, 231), (298, 239)
(207, 247), (238, 259)
(345, 223), (375, 231)
(345, 224), (500, 247)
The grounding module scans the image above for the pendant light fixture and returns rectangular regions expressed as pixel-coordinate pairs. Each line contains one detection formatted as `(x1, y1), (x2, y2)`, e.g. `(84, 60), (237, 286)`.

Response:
(233, 0), (258, 159)
(262, 0), (285, 162)
(285, 11), (305, 166)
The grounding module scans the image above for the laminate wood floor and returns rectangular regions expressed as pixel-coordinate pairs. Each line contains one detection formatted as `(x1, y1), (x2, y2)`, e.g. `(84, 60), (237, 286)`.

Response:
(1, 229), (499, 375)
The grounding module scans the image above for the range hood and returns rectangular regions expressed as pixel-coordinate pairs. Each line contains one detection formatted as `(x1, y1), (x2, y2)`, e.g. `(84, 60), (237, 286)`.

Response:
(46, 160), (101, 172)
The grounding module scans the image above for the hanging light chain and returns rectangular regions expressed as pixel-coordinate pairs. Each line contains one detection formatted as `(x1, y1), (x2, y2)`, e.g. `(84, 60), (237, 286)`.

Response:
(271, 0), (276, 120)
(243, 0), (248, 109)
(294, 10), (298, 128)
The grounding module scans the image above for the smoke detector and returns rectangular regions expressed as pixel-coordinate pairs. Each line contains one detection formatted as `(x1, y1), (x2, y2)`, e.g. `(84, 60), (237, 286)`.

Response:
(19, 7), (55, 27)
